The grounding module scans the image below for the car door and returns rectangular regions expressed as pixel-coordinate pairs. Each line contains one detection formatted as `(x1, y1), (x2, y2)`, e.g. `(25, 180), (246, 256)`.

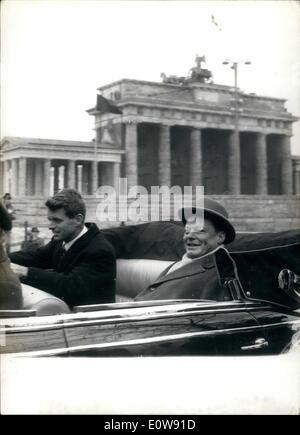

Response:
(247, 307), (300, 354)
(210, 302), (271, 356)
(63, 301), (267, 357)
(0, 311), (68, 355)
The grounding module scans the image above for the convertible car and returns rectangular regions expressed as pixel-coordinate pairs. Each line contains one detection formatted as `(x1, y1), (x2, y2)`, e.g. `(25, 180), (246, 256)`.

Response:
(1, 222), (300, 357)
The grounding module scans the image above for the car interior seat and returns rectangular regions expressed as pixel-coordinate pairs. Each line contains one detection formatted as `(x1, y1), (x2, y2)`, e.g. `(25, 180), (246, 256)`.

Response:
(116, 259), (173, 301)
(21, 283), (71, 316)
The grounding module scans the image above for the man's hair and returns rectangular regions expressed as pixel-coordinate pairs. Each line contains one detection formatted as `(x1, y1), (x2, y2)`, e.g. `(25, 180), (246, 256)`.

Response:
(45, 189), (86, 219)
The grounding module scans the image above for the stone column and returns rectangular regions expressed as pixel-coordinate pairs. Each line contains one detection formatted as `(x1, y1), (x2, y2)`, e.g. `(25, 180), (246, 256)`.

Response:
(113, 162), (121, 191)
(228, 130), (241, 194)
(50, 167), (55, 196)
(67, 160), (76, 188)
(3, 160), (10, 194)
(43, 159), (51, 196)
(58, 165), (65, 190)
(158, 125), (171, 186)
(190, 128), (202, 186)
(125, 122), (138, 188)
(18, 157), (27, 196)
(255, 133), (267, 194)
(34, 159), (43, 196)
(91, 160), (98, 194)
(11, 159), (19, 196)
(281, 135), (293, 195)
(77, 165), (83, 193)
(295, 169), (300, 195)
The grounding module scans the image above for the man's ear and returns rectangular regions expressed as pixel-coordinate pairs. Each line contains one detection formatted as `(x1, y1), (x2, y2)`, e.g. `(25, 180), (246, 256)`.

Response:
(74, 214), (84, 225)
(217, 231), (226, 244)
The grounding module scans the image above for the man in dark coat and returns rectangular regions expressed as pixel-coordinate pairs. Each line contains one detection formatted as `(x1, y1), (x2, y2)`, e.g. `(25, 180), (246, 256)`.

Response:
(10, 189), (116, 308)
(135, 198), (236, 301)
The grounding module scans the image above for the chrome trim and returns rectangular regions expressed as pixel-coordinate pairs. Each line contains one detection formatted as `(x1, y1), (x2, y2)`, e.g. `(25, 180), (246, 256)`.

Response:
(1, 300), (295, 334)
(73, 299), (210, 312)
(60, 306), (262, 329)
(2, 300), (245, 326)
(0, 318), (65, 334)
(1, 303), (262, 333)
(0, 310), (36, 318)
(8, 319), (300, 357)
(241, 337), (269, 351)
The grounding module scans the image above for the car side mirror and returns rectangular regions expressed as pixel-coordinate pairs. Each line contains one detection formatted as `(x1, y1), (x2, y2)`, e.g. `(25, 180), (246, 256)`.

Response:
(278, 269), (300, 304)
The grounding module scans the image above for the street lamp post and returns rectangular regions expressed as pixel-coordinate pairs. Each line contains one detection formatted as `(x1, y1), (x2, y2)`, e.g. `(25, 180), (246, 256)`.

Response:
(222, 59), (251, 194)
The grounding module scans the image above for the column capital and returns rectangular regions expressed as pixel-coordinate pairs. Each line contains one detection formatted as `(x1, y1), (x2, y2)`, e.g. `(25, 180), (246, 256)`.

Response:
(124, 119), (139, 126)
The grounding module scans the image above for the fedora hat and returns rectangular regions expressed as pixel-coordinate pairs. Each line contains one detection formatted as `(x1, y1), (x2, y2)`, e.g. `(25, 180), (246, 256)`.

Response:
(179, 198), (236, 244)
(31, 226), (40, 233)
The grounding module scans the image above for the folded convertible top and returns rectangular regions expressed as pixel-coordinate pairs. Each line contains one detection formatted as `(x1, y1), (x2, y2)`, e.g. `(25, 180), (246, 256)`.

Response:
(102, 221), (300, 261)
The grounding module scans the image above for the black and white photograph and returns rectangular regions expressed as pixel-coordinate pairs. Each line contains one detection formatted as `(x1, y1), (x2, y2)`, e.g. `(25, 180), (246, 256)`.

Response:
(1, 0), (300, 415)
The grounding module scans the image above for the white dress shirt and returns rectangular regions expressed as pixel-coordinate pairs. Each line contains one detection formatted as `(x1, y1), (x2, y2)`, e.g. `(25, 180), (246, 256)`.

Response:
(63, 225), (88, 251)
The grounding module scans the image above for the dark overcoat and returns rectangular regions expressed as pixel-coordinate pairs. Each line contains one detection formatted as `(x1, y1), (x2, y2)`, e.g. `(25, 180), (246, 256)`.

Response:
(9, 223), (116, 307)
(135, 250), (231, 301)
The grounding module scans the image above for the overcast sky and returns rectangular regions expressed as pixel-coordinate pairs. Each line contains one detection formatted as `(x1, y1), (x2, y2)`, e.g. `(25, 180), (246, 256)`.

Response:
(1, 0), (300, 154)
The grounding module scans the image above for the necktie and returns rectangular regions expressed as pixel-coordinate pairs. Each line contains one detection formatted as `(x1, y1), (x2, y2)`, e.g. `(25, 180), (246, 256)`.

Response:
(56, 245), (66, 268)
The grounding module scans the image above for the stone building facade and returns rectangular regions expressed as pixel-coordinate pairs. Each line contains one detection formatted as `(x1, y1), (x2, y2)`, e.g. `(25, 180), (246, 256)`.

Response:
(90, 77), (296, 196)
(0, 137), (123, 197)
(1, 67), (299, 231)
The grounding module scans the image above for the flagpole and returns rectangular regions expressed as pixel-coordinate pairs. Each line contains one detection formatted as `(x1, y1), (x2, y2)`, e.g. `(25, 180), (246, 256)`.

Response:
(222, 59), (251, 193)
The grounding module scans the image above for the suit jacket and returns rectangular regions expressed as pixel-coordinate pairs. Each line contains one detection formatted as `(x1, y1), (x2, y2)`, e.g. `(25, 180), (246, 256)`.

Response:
(9, 223), (116, 307)
(135, 249), (231, 301)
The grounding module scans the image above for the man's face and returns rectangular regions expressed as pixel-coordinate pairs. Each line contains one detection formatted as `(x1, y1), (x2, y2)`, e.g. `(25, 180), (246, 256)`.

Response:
(183, 217), (225, 259)
(47, 208), (83, 243)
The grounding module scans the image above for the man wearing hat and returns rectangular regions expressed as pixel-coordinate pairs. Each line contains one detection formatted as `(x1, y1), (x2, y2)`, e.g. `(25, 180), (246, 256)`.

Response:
(135, 198), (236, 301)
(21, 227), (45, 252)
